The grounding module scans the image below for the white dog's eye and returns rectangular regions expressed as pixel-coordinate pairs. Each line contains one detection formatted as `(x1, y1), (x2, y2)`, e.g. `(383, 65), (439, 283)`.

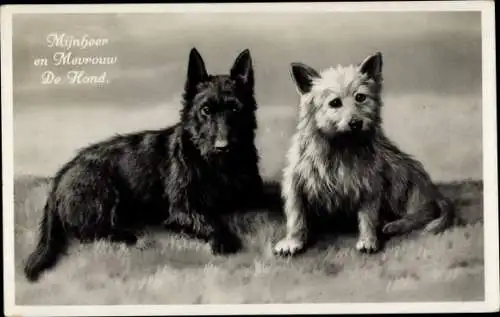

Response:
(355, 93), (367, 103)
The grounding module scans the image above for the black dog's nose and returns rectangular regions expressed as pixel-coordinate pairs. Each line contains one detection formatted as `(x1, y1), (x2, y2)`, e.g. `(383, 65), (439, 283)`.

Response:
(348, 119), (363, 131)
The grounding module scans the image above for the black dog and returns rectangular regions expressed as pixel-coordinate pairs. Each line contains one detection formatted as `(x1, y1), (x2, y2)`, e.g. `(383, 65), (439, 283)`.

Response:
(24, 48), (263, 282)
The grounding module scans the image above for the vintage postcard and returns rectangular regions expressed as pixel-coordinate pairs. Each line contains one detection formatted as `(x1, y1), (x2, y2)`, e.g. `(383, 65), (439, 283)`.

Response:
(2, 1), (498, 316)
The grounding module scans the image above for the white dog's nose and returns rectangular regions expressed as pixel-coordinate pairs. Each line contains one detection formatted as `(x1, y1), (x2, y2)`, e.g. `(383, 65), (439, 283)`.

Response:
(348, 119), (363, 131)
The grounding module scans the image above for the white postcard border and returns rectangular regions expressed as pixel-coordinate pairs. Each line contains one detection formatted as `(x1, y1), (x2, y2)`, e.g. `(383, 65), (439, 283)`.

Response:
(2, 1), (498, 315)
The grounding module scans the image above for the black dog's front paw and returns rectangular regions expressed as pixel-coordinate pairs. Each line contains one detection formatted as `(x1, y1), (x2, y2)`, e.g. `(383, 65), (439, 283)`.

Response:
(210, 231), (242, 255)
(109, 230), (138, 246)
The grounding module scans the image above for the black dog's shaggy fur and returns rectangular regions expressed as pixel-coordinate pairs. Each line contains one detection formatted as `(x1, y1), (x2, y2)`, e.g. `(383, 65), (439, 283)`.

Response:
(24, 48), (263, 282)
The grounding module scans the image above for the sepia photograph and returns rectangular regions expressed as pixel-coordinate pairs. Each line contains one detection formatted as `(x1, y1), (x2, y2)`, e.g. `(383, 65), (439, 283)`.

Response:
(2, 1), (498, 315)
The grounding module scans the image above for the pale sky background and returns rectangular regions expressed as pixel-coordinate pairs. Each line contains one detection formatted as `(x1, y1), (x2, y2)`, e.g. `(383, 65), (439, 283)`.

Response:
(12, 12), (483, 181)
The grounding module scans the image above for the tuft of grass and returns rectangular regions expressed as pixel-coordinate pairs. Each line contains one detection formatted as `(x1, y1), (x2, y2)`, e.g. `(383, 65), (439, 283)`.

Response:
(13, 176), (484, 304)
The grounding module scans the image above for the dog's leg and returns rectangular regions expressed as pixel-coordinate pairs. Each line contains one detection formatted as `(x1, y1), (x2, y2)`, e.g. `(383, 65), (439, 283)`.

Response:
(108, 197), (138, 246)
(356, 197), (381, 253)
(165, 193), (242, 255)
(237, 172), (265, 210)
(108, 230), (138, 246)
(165, 159), (242, 254)
(247, 173), (265, 208)
(62, 174), (140, 246)
(274, 185), (309, 256)
(196, 213), (242, 255)
(382, 188), (435, 235)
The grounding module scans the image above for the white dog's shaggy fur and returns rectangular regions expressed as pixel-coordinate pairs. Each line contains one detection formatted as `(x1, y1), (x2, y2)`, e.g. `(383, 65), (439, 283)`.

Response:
(274, 52), (455, 256)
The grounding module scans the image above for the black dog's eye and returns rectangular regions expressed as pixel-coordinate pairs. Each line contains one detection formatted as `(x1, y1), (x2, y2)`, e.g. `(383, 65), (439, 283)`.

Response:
(232, 106), (239, 112)
(355, 93), (367, 103)
(329, 98), (342, 108)
(200, 106), (211, 116)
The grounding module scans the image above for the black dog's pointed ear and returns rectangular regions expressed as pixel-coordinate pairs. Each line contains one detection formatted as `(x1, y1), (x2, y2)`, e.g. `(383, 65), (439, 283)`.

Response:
(290, 62), (320, 95)
(358, 52), (383, 82)
(185, 48), (208, 92)
(230, 49), (254, 89)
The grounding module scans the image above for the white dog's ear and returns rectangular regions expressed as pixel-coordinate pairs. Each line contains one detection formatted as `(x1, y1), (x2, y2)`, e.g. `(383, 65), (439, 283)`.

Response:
(358, 52), (383, 82)
(290, 62), (320, 94)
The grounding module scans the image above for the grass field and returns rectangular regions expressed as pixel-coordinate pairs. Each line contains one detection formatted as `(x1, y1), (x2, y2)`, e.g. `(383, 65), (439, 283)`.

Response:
(13, 176), (484, 305)
(12, 95), (484, 304)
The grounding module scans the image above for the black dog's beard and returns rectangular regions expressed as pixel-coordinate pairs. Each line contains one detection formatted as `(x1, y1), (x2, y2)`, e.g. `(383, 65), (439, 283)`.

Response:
(207, 148), (230, 160)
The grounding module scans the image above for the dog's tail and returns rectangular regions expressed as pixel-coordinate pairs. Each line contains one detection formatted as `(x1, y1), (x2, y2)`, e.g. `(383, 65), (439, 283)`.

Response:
(422, 194), (455, 234)
(24, 192), (67, 282)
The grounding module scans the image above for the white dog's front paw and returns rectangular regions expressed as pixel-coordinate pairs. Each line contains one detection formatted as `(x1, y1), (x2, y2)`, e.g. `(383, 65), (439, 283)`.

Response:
(273, 237), (305, 256)
(355, 236), (379, 253)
